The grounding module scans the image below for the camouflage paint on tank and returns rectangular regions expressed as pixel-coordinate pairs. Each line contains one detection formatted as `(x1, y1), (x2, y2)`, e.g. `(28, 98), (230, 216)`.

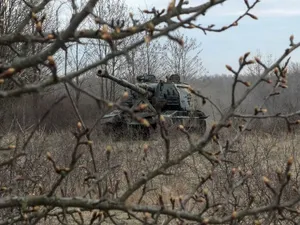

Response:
(100, 74), (208, 141)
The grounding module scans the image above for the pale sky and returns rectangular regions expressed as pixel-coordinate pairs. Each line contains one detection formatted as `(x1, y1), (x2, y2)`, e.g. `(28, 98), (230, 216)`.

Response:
(125, 0), (300, 75)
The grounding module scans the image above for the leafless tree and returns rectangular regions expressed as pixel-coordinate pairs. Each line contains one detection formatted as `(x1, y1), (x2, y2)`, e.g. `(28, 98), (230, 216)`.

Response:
(0, 0), (58, 132)
(244, 49), (275, 78)
(81, 0), (132, 101)
(1, 0), (300, 224)
(124, 12), (166, 81)
(163, 30), (208, 82)
(289, 61), (300, 74)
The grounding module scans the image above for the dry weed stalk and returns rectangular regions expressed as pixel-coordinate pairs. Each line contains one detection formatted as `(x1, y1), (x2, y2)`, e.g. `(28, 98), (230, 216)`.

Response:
(1, 0), (300, 224)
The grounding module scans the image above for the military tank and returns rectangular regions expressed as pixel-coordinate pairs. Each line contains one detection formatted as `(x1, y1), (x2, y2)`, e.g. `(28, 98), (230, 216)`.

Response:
(100, 74), (208, 141)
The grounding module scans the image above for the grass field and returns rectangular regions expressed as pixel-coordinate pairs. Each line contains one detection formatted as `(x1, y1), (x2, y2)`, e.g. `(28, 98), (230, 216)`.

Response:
(1, 126), (300, 224)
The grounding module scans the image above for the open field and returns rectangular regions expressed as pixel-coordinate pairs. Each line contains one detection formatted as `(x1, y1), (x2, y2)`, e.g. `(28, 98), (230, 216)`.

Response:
(1, 127), (300, 224)
(1, 0), (300, 223)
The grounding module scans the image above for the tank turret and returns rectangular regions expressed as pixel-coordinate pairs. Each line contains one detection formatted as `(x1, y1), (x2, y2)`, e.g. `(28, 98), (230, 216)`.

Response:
(100, 74), (208, 141)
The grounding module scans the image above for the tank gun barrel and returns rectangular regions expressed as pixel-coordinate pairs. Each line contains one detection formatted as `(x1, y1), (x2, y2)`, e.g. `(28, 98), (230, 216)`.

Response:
(97, 70), (147, 95)
(99, 72), (208, 141)
(137, 83), (156, 93)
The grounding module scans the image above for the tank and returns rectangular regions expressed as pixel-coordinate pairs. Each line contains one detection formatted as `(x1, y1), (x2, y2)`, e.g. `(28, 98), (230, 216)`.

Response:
(100, 74), (208, 141)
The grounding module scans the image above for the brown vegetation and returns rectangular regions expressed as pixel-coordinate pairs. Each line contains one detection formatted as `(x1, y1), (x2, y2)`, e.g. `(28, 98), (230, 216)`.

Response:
(1, 0), (300, 224)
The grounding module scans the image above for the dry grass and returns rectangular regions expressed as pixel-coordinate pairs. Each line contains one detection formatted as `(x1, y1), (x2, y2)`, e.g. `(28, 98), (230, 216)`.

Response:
(1, 127), (300, 224)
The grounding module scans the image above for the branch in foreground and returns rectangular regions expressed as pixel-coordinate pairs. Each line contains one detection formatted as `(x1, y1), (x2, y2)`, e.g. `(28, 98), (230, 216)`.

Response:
(0, 194), (300, 224)
(233, 110), (300, 120)
(0, 0), (256, 88)
(0, 0), (249, 46)
(97, 70), (148, 95)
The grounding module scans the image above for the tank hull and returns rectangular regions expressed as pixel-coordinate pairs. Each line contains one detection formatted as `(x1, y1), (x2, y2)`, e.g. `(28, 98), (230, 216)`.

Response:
(100, 109), (207, 141)
(99, 74), (209, 141)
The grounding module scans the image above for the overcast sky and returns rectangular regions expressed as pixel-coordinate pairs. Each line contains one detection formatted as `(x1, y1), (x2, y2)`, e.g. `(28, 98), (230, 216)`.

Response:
(124, 0), (300, 75)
